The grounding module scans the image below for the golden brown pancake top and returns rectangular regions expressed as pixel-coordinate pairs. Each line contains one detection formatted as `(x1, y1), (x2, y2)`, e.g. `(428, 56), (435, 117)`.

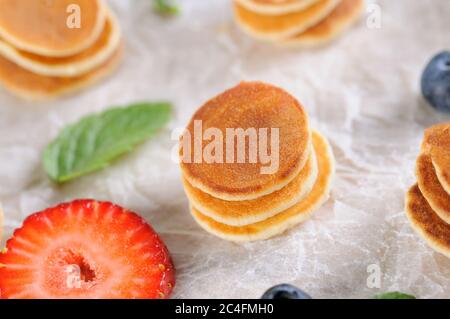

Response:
(14, 14), (113, 65)
(0, 0), (104, 56)
(289, 0), (362, 39)
(180, 81), (310, 200)
(234, 0), (338, 33)
(422, 123), (450, 152)
(406, 185), (450, 250)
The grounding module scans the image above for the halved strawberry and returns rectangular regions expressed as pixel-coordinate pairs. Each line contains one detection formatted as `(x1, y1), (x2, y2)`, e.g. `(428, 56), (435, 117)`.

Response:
(0, 199), (175, 299)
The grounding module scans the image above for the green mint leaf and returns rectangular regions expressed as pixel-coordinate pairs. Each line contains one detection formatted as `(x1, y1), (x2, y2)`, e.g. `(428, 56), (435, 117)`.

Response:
(153, 0), (179, 16)
(43, 102), (171, 183)
(373, 292), (416, 299)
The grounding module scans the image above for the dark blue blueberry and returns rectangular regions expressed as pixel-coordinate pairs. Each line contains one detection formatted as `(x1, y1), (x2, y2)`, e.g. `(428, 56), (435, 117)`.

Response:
(421, 51), (450, 113)
(261, 284), (312, 299)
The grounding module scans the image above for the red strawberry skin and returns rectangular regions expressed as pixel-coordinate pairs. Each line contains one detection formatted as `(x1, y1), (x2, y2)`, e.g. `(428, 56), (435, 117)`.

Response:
(0, 199), (175, 299)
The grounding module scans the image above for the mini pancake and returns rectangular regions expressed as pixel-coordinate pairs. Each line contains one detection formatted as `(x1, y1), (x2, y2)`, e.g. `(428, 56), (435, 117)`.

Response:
(281, 0), (363, 47)
(184, 143), (318, 226)
(0, 0), (106, 57)
(180, 81), (311, 201)
(234, 0), (340, 41)
(421, 124), (450, 195)
(422, 124), (450, 152)
(405, 185), (450, 258)
(416, 153), (450, 224)
(190, 131), (335, 242)
(0, 43), (123, 100)
(234, 0), (321, 15)
(0, 9), (121, 77)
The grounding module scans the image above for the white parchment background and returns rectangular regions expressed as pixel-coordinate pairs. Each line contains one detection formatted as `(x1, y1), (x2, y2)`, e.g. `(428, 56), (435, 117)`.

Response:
(0, 0), (450, 299)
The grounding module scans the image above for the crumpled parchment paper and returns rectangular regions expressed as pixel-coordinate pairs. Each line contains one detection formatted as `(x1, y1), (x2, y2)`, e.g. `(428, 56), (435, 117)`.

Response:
(0, 0), (450, 299)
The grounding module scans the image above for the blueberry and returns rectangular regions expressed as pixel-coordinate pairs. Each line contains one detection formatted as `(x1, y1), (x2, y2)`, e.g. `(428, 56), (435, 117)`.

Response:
(261, 284), (312, 299)
(421, 51), (450, 113)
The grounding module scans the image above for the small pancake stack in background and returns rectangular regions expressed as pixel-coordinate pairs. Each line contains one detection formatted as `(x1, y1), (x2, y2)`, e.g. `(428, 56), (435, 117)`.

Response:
(180, 81), (336, 242)
(234, 0), (364, 47)
(0, 0), (123, 100)
(406, 123), (450, 257)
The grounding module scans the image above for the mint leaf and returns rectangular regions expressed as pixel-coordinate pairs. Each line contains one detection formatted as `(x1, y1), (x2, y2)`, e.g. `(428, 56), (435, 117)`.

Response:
(44, 102), (171, 183)
(153, 0), (179, 16)
(373, 292), (416, 299)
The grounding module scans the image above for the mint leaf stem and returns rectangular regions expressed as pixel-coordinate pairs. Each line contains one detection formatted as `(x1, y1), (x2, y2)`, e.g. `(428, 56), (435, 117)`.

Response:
(153, 0), (179, 16)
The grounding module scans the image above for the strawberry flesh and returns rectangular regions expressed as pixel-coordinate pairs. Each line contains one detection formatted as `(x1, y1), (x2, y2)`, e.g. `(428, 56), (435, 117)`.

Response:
(0, 199), (175, 299)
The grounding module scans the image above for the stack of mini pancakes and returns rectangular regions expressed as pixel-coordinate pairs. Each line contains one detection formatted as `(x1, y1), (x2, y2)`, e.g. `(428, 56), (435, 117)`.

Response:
(234, 0), (364, 47)
(180, 81), (335, 242)
(0, 0), (123, 100)
(406, 123), (450, 257)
